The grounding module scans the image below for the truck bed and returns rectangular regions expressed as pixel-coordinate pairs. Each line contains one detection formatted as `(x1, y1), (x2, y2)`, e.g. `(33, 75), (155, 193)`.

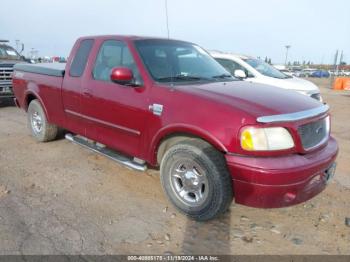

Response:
(14, 63), (65, 77)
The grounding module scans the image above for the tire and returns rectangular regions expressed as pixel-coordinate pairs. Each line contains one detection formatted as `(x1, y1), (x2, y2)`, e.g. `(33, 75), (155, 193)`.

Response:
(160, 139), (233, 221)
(27, 99), (58, 142)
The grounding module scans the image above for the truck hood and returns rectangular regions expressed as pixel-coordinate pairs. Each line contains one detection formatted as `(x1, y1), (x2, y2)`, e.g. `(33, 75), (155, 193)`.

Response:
(254, 75), (320, 93)
(177, 80), (323, 119)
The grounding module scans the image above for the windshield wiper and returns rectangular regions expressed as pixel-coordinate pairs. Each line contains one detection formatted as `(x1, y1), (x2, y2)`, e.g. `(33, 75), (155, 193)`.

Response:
(211, 73), (233, 79)
(157, 75), (210, 82)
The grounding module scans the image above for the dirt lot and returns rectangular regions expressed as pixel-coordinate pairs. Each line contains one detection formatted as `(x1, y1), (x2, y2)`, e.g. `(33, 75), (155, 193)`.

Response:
(0, 78), (349, 255)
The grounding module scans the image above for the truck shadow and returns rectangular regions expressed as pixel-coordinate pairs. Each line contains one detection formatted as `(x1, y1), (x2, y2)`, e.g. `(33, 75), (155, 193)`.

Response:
(0, 98), (15, 108)
(181, 210), (232, 254)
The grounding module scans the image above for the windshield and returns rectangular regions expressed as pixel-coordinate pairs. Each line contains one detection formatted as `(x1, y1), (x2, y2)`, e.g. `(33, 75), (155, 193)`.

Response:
(0, 45), (21, 60)
(134, 39), (234, 83)
(244, 58), (291, 79)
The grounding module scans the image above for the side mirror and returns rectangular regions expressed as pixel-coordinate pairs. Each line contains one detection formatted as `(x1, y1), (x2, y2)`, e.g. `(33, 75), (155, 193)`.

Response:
(234, 69), (247, 79)
(110, 67), (134, 85)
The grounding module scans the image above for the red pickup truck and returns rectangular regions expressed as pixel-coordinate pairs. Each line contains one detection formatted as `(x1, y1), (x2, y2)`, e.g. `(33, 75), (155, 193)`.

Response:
(12, 35), (338, 220)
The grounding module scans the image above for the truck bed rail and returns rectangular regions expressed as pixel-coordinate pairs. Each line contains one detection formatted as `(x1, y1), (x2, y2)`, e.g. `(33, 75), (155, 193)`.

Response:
(14, 63), (65, 77)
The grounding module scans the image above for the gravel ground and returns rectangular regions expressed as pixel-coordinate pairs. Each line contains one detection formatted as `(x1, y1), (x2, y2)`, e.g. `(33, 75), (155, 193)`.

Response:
(0, 78), (349, 255)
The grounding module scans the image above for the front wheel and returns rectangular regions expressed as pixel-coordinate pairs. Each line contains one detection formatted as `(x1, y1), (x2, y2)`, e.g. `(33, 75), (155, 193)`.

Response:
(27, 99), (58, 142)
(160, 139), (233, 221)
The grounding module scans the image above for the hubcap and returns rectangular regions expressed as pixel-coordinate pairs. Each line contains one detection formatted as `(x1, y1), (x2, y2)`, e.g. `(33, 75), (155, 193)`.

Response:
(170, 160), (209, 206)
(31, 111), (43, 134)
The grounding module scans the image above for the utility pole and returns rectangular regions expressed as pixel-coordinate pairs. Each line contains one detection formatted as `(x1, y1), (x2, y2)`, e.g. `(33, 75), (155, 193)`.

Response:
(164, 0), (170, 39)
(339, 50), (343, 65)
(333, 50), (339, 74)
(15, 40), (20, 52)
(284, 45), (291, 66)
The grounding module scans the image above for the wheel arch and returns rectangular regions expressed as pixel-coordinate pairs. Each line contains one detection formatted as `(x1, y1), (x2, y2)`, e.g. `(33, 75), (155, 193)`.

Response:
(25, 92), (37, 111)
(150, 124), (228, 166)
(24, 88), (50, 123)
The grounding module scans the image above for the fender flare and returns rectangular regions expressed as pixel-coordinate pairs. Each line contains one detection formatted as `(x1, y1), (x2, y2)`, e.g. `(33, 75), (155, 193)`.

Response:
(24, 84), (50, 122)
(148, 123), (228, 165)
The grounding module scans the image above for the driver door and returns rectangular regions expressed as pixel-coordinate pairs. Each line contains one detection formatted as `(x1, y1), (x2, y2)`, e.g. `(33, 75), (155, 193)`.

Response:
(80, 39), (149, 157)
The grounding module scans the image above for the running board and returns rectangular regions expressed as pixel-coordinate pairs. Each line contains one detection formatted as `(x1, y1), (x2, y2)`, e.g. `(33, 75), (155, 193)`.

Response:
(65, 133), (147, 172)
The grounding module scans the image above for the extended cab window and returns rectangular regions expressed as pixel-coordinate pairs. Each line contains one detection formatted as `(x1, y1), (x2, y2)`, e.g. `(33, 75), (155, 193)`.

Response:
(69, 39), (94, 77)
(215, 58), (253, 78)
(93, 40), (141, 83)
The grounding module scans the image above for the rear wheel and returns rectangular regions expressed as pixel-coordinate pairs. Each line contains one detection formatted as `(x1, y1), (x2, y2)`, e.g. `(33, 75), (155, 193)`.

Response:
(27, 99), (58, 142)
(160, 139), (233, 221)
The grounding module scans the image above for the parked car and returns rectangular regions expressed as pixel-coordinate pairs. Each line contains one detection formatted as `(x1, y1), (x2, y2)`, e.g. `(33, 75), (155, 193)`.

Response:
(273, 64), (294, 77)
(291, 69), (303, 77)
(301, 68), (318, 77)
(310, 70), (330, 78)
(330, 70), (350, 77)
(0, 40), (27, 104)
(211, 52), (322, 101)
(12, 36), (338, 220)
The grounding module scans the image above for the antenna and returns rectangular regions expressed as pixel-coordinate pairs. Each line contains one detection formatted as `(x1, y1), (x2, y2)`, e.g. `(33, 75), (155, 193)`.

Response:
(165, 0), (170, 38)
(15, 40), (20, 51)
(333, 50), (339, 74)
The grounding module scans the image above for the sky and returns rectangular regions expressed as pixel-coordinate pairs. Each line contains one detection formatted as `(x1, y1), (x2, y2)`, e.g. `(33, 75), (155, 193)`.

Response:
(1, 0), (349, 64)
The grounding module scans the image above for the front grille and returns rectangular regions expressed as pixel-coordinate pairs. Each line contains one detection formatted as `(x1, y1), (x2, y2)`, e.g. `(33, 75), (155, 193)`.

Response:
(298, 117), (329, 149)
(0, 86), (13, 95)
(0, 66), (13, 95)
(0, 67), (13, 81)
(310, 93), (321, 101)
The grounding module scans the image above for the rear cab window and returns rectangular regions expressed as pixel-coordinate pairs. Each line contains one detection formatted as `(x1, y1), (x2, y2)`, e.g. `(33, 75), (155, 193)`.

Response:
(69, 39), (94, 77)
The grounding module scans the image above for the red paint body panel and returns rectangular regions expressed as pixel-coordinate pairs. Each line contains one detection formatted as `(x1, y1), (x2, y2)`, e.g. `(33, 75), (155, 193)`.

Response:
(12, 35), (339, 209)
(12, 72), (65, 126)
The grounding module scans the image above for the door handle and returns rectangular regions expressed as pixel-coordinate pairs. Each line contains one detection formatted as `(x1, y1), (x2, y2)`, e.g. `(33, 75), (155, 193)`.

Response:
(83, 89), (92, 98)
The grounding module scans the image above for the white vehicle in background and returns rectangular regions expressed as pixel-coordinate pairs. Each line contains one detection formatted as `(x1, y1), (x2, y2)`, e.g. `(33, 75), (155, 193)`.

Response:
(341, 70), (350, 76)
(273, 64), (294, 77)
(300, 68), (318, 77)
(210, 51), (322, 101)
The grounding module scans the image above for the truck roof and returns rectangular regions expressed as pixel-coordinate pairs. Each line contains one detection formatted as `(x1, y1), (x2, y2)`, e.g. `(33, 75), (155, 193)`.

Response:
(77, 35), (193, 43)
(209, 50), (253, 60)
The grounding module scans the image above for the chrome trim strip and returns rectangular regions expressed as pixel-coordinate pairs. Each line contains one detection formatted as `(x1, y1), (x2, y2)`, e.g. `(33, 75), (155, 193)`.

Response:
(65, 109), (141, 136)
(257, 104), (329, 123)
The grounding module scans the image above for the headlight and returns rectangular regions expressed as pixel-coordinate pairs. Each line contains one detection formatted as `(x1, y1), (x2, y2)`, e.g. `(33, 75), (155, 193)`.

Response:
(241, 127), (294, 151)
